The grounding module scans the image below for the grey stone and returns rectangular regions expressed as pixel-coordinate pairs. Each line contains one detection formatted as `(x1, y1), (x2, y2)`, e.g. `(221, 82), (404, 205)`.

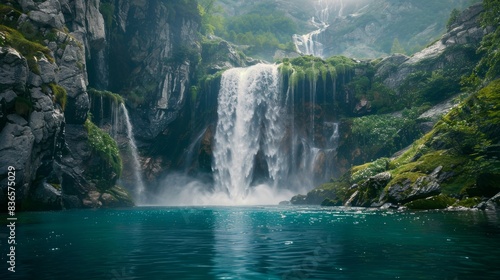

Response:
(31, 87), (54, 112)
(0, 47), (28, 90)
(27, 0), (65, 29)
(28, 183), (62, 210)
(387, 175), (441, 204)
(28, 72), (43, 87)
(0, 123), (35, 194)
(29, 111), (45, 143)
(7, 114), (28, 126)
(38, 56), (57, 84)
(0, 90), (17, 105)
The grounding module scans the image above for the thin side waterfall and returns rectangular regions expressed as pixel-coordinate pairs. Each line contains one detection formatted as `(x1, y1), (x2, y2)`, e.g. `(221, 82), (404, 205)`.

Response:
(120, 103), (146, 202)
(212, 63), (287, 201)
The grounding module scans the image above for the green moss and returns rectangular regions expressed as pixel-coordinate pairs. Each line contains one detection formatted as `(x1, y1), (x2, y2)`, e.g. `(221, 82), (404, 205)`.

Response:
(0, 4), (21, 28)
(49, 83), (67, 110)
(454, 197), (481, 208)
(88, 88), (124, 104)
(50, 183), (62, 191)
(387, 171), (426, 189)
(190, 86), (199, 102)
(124, 89), (145, 108)
(405, 194), (457, 210)
(103, 185), (134, 207)
(84, 118), (123, 187)
(99, 1), (115, 28)
(0, 25), (54, 74)
(280, 55), (356, 90)
(351, 158), (389, 183)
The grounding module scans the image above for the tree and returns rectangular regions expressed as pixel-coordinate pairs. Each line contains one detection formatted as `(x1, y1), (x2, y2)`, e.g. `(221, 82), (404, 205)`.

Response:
(198, 0), (224, 35)
(390, 38), (406, 54)
(446, 8), (461, 30)
(464, 0), (500, 85)
(479, 0), (500, 81)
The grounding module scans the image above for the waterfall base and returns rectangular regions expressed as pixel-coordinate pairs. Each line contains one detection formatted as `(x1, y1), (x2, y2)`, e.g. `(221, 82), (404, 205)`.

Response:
(151, 173), (297, 206)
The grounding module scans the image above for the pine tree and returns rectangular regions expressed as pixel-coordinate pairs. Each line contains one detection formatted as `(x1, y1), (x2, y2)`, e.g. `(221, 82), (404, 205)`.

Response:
(390, 38), (406, 54)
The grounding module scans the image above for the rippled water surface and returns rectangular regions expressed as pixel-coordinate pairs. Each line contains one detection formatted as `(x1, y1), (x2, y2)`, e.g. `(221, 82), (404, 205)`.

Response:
(1, 206), (500, 279)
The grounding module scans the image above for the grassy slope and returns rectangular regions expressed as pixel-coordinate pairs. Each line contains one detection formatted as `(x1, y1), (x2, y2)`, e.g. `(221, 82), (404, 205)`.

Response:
(315, 79), (500, 209)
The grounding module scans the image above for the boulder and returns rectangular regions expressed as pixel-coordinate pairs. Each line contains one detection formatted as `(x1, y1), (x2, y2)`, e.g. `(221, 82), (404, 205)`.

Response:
(26, 183), (62, 210)
(387, 167), (442, 204)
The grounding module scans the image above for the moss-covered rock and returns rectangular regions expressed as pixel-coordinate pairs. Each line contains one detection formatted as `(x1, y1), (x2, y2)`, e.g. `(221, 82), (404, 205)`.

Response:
(297, 78), (500, 209)
(84, 118), (122, 190)
(351, 158), (390, 183)
(405, 195), (457, 210)
(101, 185), (134, 208)
(0, 25), (54, 74)
(321, 198), (343, 207)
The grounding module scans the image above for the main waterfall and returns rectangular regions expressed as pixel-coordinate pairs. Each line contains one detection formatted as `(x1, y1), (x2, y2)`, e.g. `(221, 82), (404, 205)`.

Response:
(157, 63), (340, 205)
(212, 64), (288, 200)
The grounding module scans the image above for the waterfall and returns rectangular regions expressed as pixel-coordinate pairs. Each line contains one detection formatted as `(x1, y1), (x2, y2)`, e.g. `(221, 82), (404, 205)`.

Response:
(164, 63), (341, 205)
(120, 103), (146, 202)
(293, 0), (346, 58)
(212, 64), (287, 200)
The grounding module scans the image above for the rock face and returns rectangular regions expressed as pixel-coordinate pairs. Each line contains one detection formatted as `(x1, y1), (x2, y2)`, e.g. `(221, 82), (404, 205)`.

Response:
(291, 4), (495, 208)
(104, 0), (202, 140)
(0, 0), (133, 210)
(376, 3), (486, 92)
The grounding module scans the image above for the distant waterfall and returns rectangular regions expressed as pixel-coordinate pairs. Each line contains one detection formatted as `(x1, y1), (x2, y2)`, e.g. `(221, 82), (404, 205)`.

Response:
(120, 104), (146, 202)
(293, 0), (345, 57)
(212, 64), (287, 200)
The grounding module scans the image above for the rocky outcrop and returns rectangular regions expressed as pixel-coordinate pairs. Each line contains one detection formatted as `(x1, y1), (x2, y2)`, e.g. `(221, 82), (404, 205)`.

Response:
(0, 1), (133, 211)
(0, 43), (65, 209)
(386, 167), (442, 204)
(376, 3), (486, 92)
(104, 0), (201, 140)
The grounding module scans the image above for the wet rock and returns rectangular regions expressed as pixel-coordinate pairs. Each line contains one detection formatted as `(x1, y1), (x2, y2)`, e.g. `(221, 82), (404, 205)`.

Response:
(291, 189), (336, 205)
(321, 198), (343, 207)
(344, 190), (359, 206)
(0, 121), (35, 203)
(387, 173), (441, 204)
(27, 183), (62, 210)
(367, 172), (392, 188)
(290, 194), (307, 205)
(467, 173), (500, 197)
(484, 192), (500, 210)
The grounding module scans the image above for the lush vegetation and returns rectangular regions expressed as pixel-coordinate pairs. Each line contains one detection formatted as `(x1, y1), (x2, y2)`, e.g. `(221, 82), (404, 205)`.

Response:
(350, 106), (429, 158)
(299, 0), (500, 210)
(49, 83), (68, 110)
(311, 77), (500, 209)
(84, 118), (123, 189)
(464, 0), (500, 85)
(279, 55), (356, 89)
(198, 0), (297, 58)
(88, 88), (124, 104)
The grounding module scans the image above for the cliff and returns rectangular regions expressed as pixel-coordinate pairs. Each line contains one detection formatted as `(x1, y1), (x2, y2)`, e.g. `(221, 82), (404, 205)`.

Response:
(0, 0), (196, 210)
(292, 3), (500, 210)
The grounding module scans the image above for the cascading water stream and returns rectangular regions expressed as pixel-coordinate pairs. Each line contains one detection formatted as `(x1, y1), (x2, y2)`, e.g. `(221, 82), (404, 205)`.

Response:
(160, 63), (341, 205)
(212, 64), (287, 201)
(293, 0), (345, 58)
(120, 103), (146, 202)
